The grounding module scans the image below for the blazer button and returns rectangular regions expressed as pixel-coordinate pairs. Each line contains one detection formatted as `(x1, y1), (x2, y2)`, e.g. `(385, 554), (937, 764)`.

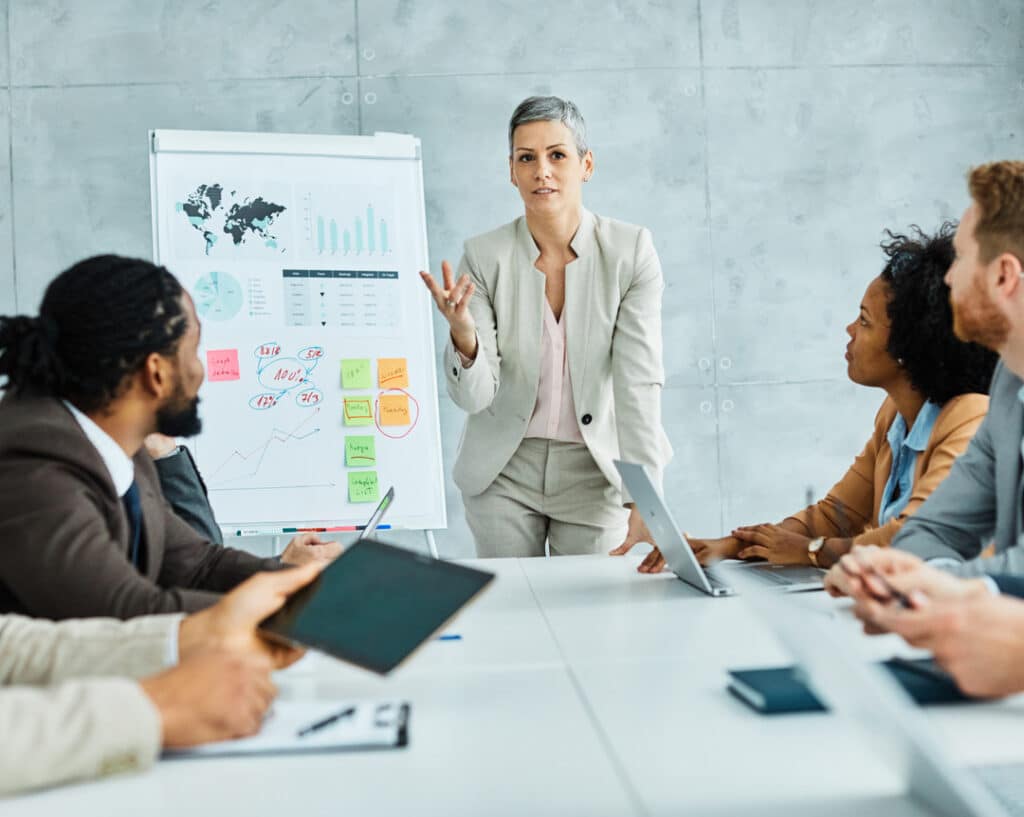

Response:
(581, 413), (592, 426)
(452, 367), (458, 377)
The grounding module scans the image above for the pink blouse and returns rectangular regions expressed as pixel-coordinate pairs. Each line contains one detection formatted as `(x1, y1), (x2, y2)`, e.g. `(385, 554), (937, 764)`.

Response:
(524, 300), (584, 443)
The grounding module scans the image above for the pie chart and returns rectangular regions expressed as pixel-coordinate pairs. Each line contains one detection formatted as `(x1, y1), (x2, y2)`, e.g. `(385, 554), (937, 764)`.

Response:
(194, 271), (243, 322)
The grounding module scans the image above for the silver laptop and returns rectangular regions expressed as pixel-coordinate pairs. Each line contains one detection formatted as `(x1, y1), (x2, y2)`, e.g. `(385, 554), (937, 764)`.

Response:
(355, 485), (395, 542)
(614, 460), (825, 595)
(721, 562), (1022, 817)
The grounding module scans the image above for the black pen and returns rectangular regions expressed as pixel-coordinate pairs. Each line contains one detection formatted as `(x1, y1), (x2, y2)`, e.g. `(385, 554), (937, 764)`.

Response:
(841, 559), (914, 609)
(863, 568), (914, 609)
(296, 705), (356, 738)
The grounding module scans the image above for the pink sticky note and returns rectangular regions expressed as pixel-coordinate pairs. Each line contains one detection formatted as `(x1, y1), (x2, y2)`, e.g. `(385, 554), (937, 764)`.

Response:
(207, 349), (240, 382)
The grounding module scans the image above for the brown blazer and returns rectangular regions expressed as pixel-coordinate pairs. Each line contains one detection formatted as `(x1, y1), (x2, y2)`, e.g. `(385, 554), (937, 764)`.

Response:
(0, 396), (280, 619)
(785, 393), (989, 546)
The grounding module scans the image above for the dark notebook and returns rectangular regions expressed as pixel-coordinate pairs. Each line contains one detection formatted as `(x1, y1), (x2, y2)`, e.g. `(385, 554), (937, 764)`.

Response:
(727, 657), (970, 714)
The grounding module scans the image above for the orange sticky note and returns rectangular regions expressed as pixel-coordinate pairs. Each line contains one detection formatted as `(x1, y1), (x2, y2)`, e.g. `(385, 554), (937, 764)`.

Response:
(207, 349), (240, 382)
(379, 394), (411, 426)
(377, 358), (409, 389)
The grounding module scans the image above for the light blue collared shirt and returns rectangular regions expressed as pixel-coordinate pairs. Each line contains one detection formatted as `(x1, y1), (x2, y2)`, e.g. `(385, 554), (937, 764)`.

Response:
(878, 400), (942, 526)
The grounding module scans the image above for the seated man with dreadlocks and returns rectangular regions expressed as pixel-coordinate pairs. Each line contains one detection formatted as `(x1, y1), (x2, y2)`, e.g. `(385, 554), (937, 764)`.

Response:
(0, 255), (341, 619)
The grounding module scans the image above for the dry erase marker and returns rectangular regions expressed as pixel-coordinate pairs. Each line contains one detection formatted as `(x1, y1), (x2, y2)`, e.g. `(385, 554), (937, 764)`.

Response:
(437, 633), (462, 641)
(296, 705), (356, 738)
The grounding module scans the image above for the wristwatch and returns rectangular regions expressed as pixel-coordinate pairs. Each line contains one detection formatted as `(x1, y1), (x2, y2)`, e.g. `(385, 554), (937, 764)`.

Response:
(807, 536), (827, 567)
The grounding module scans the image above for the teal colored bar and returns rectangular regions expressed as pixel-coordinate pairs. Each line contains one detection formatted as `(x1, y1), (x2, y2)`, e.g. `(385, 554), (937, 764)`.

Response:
(316, 216), (325, 253)
(380, 219), (388, 254)
(367, 205), (376, 253)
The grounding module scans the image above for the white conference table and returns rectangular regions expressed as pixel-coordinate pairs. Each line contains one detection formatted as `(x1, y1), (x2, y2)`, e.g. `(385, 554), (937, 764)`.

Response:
(11, 552), (1024, 817)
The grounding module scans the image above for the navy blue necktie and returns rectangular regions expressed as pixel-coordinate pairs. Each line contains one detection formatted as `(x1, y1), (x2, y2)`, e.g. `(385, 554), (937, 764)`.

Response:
(122, 481), (142, 567)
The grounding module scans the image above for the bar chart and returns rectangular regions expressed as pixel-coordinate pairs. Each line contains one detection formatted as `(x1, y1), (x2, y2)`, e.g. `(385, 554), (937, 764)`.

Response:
(302, 190), (394, 257)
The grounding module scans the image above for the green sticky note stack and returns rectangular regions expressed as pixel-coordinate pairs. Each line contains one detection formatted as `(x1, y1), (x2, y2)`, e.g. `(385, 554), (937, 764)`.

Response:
(348, 471), (380, 503)
(345, 435), (376, 467)
(341, 359), (372, 389)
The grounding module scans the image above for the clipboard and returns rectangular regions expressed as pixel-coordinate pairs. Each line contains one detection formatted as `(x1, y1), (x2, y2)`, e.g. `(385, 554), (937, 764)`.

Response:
(164, 699), (410, 758)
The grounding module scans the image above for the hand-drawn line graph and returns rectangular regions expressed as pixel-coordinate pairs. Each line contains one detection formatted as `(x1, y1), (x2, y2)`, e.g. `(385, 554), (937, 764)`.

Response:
(207, 408), (332, 490)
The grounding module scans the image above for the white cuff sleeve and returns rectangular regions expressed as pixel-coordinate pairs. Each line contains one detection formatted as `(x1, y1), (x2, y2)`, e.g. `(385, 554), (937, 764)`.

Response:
(165, 618), (181, 667)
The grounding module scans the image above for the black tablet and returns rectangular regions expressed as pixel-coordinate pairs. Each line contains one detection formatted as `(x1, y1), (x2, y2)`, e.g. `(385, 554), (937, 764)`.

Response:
(260, 539), (494, 674)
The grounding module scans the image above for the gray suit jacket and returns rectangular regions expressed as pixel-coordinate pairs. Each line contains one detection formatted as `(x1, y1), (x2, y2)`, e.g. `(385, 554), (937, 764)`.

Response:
(0, 613), (174, 795)
(154, 446), (223, 545)
(994, 574), (1024, 597)
(445, 209), (672, 501)
(893, 361), (1024, 577)
(0, 396), (280, 618)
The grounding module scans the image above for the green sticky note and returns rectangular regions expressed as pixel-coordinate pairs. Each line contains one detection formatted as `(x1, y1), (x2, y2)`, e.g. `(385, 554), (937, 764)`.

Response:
(341, 359), (372, 389)
(345, 435), (376, 467)
(343, 397), (373, 426)
(348, 470), (380, 503)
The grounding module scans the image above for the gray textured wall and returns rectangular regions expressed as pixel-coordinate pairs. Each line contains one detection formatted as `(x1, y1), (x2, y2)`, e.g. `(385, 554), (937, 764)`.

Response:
(0, 1), (1021, 558)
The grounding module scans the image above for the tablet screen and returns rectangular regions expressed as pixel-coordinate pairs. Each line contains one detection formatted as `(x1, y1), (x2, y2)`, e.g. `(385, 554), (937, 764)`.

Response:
(260, 540), (494, 674)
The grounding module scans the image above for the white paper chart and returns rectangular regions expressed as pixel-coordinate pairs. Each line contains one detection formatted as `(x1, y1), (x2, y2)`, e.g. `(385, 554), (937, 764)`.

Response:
(150, 130), (446, 534)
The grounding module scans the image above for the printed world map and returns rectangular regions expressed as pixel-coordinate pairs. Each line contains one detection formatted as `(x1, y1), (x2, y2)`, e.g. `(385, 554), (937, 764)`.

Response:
(177, 184), (286, 255)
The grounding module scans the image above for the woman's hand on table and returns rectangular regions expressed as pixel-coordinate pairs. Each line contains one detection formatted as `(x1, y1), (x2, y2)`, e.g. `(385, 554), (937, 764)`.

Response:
(731, 524), (813, 565)
(608, 506), (666, 572)
(686, 536), (742, 566)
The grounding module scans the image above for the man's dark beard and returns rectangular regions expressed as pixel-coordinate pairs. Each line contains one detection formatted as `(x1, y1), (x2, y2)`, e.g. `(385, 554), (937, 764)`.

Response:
(156, 395), (202, 437)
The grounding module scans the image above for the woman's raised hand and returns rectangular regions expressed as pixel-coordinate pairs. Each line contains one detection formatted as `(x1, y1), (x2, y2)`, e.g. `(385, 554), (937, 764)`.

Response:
(419, 260), (478, 359)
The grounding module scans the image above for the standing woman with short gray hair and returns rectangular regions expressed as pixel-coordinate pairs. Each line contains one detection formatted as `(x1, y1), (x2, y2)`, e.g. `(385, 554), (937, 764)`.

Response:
(420, 96), (672, 557)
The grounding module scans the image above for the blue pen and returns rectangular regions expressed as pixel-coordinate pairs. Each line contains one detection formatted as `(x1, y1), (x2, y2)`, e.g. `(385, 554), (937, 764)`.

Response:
(437, 634), (462, 641)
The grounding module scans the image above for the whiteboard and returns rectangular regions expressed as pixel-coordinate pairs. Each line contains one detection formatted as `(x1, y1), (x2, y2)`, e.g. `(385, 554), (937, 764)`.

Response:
(149, 129), (446, 535)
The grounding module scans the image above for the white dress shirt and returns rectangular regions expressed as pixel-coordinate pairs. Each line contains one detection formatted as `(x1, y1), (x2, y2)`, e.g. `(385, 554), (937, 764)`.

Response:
(62, 401), (135, 497)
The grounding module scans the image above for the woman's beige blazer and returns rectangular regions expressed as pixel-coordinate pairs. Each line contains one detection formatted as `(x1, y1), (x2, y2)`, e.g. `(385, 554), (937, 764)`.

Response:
(444, 209), (672, 501)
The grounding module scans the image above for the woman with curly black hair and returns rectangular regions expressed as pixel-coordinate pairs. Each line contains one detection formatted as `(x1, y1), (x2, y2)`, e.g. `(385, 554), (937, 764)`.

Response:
(634, 222), (999, 573)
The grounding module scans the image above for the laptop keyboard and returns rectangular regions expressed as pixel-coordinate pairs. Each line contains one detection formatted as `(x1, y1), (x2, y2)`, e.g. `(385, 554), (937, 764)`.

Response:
(707, 564), (823, 587)
(975, 763), (1024, 815)
(755, 566), (826, 584)
(745, 567), (794, 586)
